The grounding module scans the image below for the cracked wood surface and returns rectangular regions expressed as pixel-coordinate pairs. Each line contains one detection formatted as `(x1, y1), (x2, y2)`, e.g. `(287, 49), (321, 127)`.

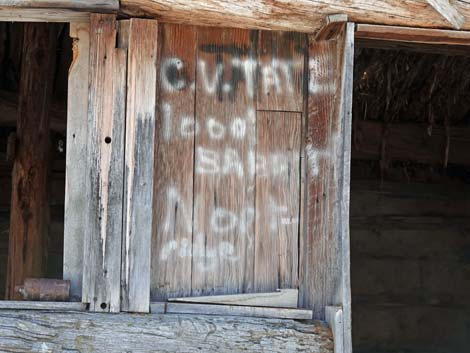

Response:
(0, 310), (334, 353)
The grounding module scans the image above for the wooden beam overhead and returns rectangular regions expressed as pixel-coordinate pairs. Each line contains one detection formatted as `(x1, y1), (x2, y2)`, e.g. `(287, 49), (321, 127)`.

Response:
(120, 0), (470, 33)
(427, 0), (465, 29)
(0, 0), (118, 12)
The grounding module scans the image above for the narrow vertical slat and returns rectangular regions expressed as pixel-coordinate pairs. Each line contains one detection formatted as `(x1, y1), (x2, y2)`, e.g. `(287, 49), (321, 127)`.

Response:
(82, 14), (126, 313)
(254, 111), (301, 292)
(64, 22), (90, 302)
(151, 24), (197, 301)
(121, 19), (158, 313)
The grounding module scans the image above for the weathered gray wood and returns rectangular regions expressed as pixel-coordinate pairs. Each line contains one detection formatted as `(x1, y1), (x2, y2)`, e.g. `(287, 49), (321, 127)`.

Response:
(161, 302), (314, 320)
(0, 301), (85, 311)
(169, 289), (298, 308)
(315, 14), (348, 41)
(0, 0), (118, 11)
(300, 22), (354, 353)
(325, 306), (343, 353)
(63, 22), (90, 302)
(82, 14), (126, 313)
(0, 310), (333, 352)
(121, 18), (158, 313)
(427, 0), (465, 29)
(0, 8), (90, 22)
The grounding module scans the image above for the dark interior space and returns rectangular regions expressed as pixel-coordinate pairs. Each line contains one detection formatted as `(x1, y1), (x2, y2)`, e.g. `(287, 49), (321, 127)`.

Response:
(0, 23), (71, 299)
(351, 46), (470, 353)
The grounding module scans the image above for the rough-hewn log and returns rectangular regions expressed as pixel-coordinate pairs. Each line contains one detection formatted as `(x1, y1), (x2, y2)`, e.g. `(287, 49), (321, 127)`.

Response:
(426, 0), (465, 29)
(0, 0), (118, 11)
(120, 0), (470, 33)
(0, 311), (334, 352)
(353, 120), (470, 166)
(5, 23), (58, 300)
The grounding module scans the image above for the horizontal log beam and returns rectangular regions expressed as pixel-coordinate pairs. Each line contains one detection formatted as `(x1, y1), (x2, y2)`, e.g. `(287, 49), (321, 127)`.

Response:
(0, 310), (334, 352)
(353, 120), (470, 166)
(0, 0), (118, 11)
(120, 0), (470, 33)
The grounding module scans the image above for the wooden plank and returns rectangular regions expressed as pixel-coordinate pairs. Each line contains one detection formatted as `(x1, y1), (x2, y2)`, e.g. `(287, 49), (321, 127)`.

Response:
(121, 18), (158, 313)
(0, 8), (90, 22)
(254, 111), (301, 292)
(82, 14), (126, 313)
(300, 22), (354, 353)
(355, 24), (470, 46)
(427, 0), (465, 29)
(151, 24), (196, 301)
(0, 310), (333, 352)
(120, 0), (470, 33)
(163, 302), (313, 320)
(0, 301), (86, 311)
(0, 0), (118, 11)
(6, 23), (58, 300)
(315, 14), (348, 41)
(325, 306), (344, 353)
(257, 31), (305, 111)
(169, 289), (298, 308)
(353, 120), (470, 166)
(192, 27), (257, 296)
(63, 22), (90, 302)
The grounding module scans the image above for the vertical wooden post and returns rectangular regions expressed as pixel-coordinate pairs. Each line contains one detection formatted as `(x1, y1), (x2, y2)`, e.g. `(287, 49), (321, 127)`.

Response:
(64, 22), (90, 302)
(82, 14), (127, 313)
(121, 19), (158, 313)
(299, 21), (354, 353)
(5, 23), (58, 300)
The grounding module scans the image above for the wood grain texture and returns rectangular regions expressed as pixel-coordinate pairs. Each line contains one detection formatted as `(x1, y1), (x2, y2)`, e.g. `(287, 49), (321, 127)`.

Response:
(151, 24), (197, 301)
(6, 23), (58, 300)
(300, 22), (354, 353)
(121, 18), (158, 313)
(192, 27), (257, 296)
(82, 14), (126, 313)
(169, 288), (298, 308)
(325, 306), (344, 353)
(120, 0), (470, 33)
(0, 310), (333, 352)
(0, 8), (90, 22)
(0, 0), (118, 11)
(163, 302), (313, 320)
(0, 301), (85, 311)
(63, 22), (90, 302)
(257, 31), (305, 112)
(254, 111), (301, 292)
(426, 0), (465, 29)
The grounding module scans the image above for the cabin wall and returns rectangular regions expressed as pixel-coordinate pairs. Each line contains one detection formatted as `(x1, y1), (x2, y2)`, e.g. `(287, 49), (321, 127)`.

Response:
(350, 175), (470, 353)
(151, 23), (307, 300)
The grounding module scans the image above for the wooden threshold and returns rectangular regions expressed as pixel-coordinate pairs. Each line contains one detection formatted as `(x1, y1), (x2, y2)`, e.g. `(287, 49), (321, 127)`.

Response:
(356, 24), (470, 55)
(0, 301), (86, 311)
(151, 302), (313, 320)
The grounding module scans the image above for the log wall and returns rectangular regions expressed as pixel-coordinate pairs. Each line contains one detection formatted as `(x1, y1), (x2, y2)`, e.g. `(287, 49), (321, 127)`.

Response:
(351, 178), (470, 353)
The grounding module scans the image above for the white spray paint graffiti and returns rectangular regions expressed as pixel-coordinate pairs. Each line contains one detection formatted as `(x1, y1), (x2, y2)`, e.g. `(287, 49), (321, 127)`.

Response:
(158, 53), (301, 272)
